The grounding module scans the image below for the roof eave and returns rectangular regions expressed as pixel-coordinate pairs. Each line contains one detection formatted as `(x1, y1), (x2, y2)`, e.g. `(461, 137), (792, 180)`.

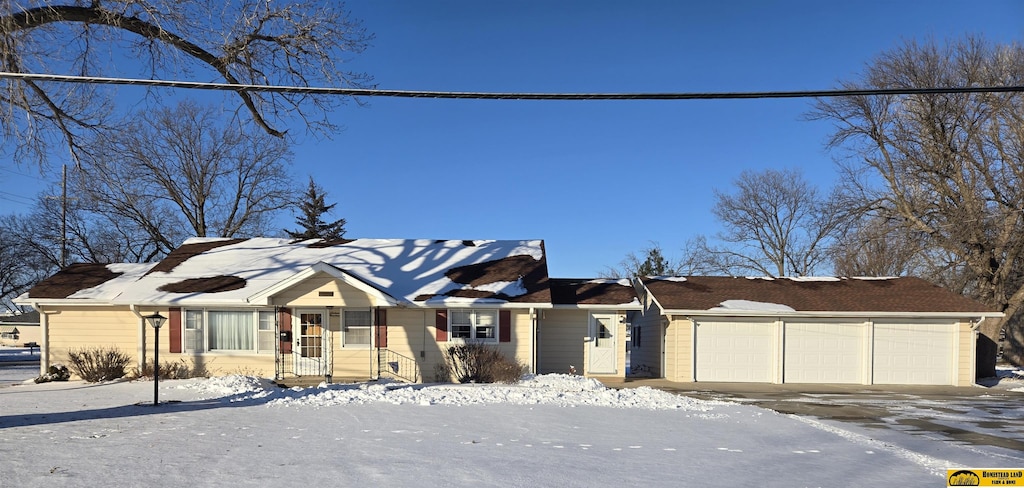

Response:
(411, 300), (553, 309)
(661, 309), (1005, 319)
(551, 303), (642, 310)
(15, 298), (118, 308)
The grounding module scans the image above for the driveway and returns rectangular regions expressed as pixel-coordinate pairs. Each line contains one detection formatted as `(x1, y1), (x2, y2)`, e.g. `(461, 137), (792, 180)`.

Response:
(607, 378), (1024, 453)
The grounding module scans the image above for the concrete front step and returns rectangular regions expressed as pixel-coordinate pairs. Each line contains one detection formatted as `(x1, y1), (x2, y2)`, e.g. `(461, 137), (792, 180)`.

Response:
(273, 376), (373, 388)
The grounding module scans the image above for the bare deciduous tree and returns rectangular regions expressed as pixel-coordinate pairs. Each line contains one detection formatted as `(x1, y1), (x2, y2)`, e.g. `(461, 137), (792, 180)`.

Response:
(813, 35), (1024, 370)
(0, 0), (372, 166)
(831, 215), (928, 277)
(73, 99), (293, 256)
(695, 168), (848, 277)
(0, 214), (55, 311)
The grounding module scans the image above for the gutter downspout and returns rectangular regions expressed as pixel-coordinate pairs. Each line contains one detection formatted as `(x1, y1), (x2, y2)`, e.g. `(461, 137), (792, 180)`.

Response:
(530, 307), (537, 374)
(129, 305), (147, 373)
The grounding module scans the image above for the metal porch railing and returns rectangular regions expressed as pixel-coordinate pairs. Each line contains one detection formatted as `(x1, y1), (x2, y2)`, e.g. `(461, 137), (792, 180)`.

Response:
(377, 349), (420, 383)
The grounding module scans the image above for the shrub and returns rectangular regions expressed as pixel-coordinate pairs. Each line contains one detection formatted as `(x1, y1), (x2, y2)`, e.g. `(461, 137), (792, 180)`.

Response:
(132, 358), (210, 380)
(443, 343), (525, 384)
(67, 347), (131, 382)
(34, 364), (71, 383)
(432, 362), (452, 383)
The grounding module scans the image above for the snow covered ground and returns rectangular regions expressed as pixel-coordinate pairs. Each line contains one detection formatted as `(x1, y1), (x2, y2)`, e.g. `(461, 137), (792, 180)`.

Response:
(2, 367), (1023, 488)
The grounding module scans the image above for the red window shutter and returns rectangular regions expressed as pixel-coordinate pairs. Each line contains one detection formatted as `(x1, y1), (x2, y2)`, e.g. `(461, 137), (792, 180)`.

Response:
(375, 308), (388, 348)
(168, 308), (182, 353)
(435, 309), (448, 341)
(278, 308), (292, 354)
(499, 310), (512, 343)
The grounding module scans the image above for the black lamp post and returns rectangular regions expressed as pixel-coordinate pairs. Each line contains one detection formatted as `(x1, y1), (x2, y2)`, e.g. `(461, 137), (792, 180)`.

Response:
(144, 312), (166, 406)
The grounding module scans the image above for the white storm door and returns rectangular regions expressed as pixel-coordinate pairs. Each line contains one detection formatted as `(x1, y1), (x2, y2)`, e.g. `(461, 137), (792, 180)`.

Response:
(873, 322), (954, 385)
(588, 313), (617, 374)
(695, 319), (774, 382)
(784, 322), (865, 384)
(294, 310), (328, 376)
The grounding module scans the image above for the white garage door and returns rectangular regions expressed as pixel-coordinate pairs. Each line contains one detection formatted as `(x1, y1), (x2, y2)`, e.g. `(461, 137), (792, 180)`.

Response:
(784, 322), (865, 384)
(873, 322), (955, 385)
(695, 319), (774, 382)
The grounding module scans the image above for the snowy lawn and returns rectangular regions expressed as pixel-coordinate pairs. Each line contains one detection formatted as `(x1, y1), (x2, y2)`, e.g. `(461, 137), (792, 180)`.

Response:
(2, 373), (1021, 487)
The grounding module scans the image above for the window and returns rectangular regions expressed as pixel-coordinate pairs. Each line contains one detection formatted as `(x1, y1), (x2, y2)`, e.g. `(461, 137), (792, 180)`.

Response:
(258, 311), (276, 352)
(183, 309), (275, 354)
(185, 310), (204, 352)
(343, 309), (371, 347)
(208, 311), (253, 350)
(450, 309), (497, 341)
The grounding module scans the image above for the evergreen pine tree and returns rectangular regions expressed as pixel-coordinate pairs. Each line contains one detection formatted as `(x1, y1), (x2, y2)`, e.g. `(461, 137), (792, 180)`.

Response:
(285, 177), (347, 240)
(636, 246), (674, 277)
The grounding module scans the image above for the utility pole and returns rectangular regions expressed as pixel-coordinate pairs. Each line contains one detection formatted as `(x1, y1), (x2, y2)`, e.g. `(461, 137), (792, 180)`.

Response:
(61, 164), (67, 268)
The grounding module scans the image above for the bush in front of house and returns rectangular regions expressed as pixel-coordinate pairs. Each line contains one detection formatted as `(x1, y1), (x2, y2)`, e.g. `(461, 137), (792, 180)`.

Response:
(67, 347), (132, 382)
(34, 364), (71, 383)
(133, 358), (210, 380)
(443, 343), (525, 384)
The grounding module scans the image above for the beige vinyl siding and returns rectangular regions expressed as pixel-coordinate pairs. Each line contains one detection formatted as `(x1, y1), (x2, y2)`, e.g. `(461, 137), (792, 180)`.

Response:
(163, 308), (277, 377)
(613, 315), (628, 378)
(273, 271), (377, 308)
(383, 308), (436, 381)
(44, 306), (282, 378)
(45, 306), (140, 377)
(538, 309), (586, 374)
(664, 316), (693, 382)
(275, 276), (379, 380)
(367, 308), (535, 383)
(957, 320), (975, 387)
(328, 310), (373, 380)
(506, 310), (535, 370)
(332, 348), (374, 380)
(464, 309), (532, 375)
(177, 353), (277, 377)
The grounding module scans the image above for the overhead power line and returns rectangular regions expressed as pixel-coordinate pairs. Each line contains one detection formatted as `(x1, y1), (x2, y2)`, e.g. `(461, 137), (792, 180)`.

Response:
(0, 71), (1023, 100)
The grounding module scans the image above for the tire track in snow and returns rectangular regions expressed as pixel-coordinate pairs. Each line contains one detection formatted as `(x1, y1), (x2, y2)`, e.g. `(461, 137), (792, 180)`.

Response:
(790, 415), (953, 477)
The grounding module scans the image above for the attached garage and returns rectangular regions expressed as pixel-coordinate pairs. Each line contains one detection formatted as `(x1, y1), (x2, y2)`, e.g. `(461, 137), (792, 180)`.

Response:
(783, 321), (866, 384)
(639, 276), (1001, 387)
(872, 321), (955, 385)
(688, 317), (966, 385)
(694, 319), (774, 382)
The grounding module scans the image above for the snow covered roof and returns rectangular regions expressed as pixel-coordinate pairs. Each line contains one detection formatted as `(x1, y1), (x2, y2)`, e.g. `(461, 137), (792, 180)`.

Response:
(549, 278), (640, 308)
(22, 238), (552, 307)
(641, 276), (1001, 314)
(24, 263), (155, 301)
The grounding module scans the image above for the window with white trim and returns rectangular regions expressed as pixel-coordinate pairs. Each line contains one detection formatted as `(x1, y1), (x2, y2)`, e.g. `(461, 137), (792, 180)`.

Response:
(258, 311), (276, 352)
(184, 310), (204, 352)
(450, 309), (497, 341)
(342, 309), (371, 347)
(183, 309), (276, 354)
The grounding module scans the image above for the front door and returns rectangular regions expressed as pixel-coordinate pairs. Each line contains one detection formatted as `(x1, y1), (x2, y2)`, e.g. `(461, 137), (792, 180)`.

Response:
(588, 313), (617, 374)
(294, 310), (328, 376)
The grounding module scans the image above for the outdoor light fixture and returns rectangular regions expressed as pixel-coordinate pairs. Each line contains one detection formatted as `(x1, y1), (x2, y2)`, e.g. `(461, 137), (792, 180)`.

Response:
(144, 312), (166, 406)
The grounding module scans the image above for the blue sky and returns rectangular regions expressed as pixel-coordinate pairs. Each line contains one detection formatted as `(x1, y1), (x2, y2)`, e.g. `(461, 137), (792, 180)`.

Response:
(1, 1), (1022, 277)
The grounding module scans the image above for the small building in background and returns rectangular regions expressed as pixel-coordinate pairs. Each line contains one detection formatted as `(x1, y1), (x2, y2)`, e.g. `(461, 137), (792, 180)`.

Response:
(0, 310), (41, 346)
